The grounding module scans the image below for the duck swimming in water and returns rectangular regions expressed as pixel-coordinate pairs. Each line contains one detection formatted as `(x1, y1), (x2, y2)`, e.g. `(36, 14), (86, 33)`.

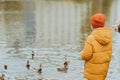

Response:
(4, 65), (7, 70)
(57, 64), (68, 72)
(31, 50), (35, 59)
(26, 60), (30, 70)
(57, 57), (69, 73)
(37, 64), (42, 73)
(33, 64), (42, 74)
(0, 73), (4, 80)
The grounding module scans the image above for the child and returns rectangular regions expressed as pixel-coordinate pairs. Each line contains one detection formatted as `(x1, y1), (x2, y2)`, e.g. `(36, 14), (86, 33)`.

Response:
(80, 13), (112, 80)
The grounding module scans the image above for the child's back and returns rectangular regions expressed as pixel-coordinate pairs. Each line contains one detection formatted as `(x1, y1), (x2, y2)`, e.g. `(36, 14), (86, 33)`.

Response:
(80, 13), (112, 80)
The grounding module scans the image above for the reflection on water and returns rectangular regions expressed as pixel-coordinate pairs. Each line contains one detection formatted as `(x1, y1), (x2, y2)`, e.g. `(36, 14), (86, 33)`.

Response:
(0, 0), (114, 50)
(0, 0), (119, 80)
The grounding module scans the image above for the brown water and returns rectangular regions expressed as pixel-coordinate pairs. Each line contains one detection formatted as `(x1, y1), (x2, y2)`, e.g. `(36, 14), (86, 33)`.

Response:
(0, 0), (120, 80)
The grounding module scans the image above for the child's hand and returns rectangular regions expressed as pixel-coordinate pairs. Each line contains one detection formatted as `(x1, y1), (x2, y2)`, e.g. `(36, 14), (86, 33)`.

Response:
(80, 51), (83, 53)
(80, 51), (83, 59)
(113, 24), (119, 32)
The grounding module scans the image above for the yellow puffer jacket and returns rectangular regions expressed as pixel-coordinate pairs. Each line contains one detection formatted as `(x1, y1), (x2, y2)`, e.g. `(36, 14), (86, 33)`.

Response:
(80, 27), (112, 80)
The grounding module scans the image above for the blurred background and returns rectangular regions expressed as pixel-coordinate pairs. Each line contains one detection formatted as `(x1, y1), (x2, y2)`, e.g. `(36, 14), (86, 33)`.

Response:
(0, 0), (120, 80)
(0, 0), (117, 50)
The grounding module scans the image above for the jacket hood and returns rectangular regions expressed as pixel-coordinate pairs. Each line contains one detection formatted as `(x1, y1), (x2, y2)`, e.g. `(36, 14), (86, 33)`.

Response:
(91, 28), (111, 45)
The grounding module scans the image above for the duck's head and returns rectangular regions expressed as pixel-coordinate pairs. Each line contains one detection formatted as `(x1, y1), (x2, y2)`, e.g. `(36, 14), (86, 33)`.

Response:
(39, 64), (42, 68)
(27, 60), (29, 64)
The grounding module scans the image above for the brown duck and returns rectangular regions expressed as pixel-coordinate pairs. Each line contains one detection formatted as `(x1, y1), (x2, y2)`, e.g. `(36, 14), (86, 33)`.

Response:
(57, 64), (68, 72)
(26, 60), (30, 70)
(32, 50), (35, 59)
(37, 64), (42, 73)
(33, 64), (42, 74)
(57, 57), (69, 72)
(0, 74), (4, 80)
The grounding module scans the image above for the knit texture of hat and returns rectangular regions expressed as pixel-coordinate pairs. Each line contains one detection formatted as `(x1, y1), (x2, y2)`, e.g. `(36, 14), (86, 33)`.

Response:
(90, 13), (105, 28)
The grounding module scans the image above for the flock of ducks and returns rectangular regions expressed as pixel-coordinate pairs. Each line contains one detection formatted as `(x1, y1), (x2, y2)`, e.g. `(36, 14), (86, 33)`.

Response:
(0, 51), (70, 80)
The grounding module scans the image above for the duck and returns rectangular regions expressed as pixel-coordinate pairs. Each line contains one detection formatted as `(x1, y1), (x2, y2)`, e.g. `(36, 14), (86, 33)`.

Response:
(57, 64), (68, 72)
(4, 65), (7, 70)
(0, 74), (4, 80)
(57, 57), (70, 72)
(33, 64), (42, 74)
(37, 64), (42, 73)
(26, 60), (30, 70)
(38, 78), (43, 80)
(31, 50), (35, 59)
(37, 77), (43, 80)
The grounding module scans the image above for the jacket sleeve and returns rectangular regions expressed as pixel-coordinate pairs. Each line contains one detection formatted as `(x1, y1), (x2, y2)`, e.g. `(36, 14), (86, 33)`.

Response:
(80, 38), (93, 61)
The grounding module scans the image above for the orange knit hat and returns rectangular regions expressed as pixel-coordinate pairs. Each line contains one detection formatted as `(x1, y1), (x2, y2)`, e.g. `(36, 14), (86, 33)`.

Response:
(90, 13), (105, 28)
